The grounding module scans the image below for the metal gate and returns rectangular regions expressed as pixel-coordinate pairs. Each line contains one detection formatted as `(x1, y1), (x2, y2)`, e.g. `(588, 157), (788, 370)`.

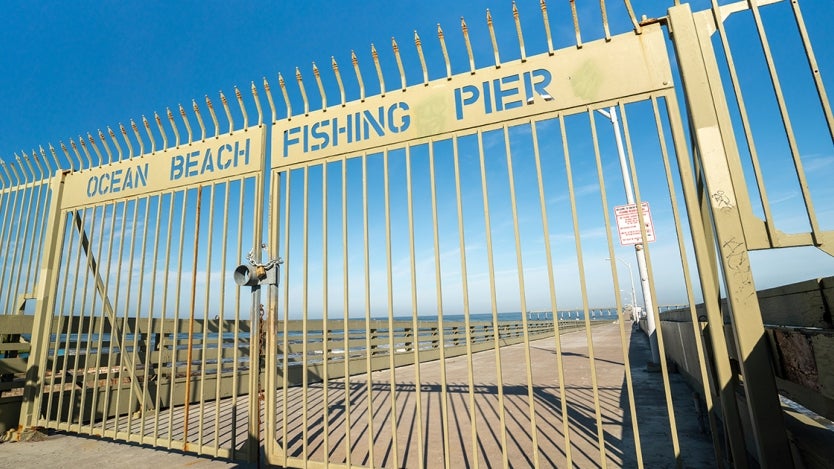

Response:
(17, 103), (268, 460)
(4, 1), (832, 468)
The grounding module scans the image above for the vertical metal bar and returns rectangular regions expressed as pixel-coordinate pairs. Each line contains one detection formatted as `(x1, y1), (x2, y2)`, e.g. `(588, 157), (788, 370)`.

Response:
(101, 201), (130, 438)
(476, 130), (509, 468)
(197, 185), (217, 451)
(57, 213), (82, 430)
(502, 124), (540, 467)
(428, 140), (452, 469)
(530, 120), (574, 465)
(231, 179), (246, 458)
(112, 200), (139, 434)
(338, 159), (354, 468)
(43, 213), (73, 427)
(82, 203), (111, 434)
(52, 214), (80, 425)
(404, 145), (425, 469)
(266, 168), (281, 462)
(213, 182), (231, 457)
(247, 138), (266, 466)
(789, 0), (834, 143)
(1, 168), (31, 314)
(748, 1), (822, 241)
(569, 0), (583, 48)
(183, 185), (203, 447)
(0, 177), (19, 311)
(126, 198), (152, 436)
(19, 173), (67, 428)
(137, 195), (163, 441)
(622, 0), (642, 34)
(451, 137), (479, 469)
(558, 115), (607, 466)
(668, 5), (793, 466)
(281, 169), (292, 468)
(650, 95), (725, 467)
(21, 180), (47, 307)
(361, 153), (376, 467)
(587, 110), (642, 467)
(321, 161), (330, 467)
(67, 208), (99, 432)
(11, 166), (38, 310)
(619, 101), (683, 463)
(708, 1), (777, 246)
(382, 149), (400, 468)
(163, 190), (188, 442)
(666, 93), (751, 469)
(599, 0), (611, 41)
(302, 166), (310, 462)
(167, 189), (189, 447)
(153, 193), (177, 445)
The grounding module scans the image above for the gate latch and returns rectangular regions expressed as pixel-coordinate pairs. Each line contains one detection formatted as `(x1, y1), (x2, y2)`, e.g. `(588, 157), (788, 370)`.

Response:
(233, 244), (282, 287)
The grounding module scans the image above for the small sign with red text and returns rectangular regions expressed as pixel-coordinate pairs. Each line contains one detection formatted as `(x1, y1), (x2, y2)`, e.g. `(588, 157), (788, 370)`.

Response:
(615, 202), (656, 245)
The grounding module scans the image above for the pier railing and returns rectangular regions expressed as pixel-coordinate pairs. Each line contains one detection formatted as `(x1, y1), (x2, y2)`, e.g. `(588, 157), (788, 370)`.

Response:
(1, 313), (611, 426)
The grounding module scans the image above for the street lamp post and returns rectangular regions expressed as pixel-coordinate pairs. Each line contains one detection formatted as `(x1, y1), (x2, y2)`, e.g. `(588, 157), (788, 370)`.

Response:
(598, 106), (660, 365)
(606, 257), (637, 317)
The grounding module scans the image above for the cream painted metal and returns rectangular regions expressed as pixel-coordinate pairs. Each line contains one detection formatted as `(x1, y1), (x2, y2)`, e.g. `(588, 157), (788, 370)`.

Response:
(263, 12), (697, 468)
(4, 0), (833, 468)
(19, 104), (268, 461)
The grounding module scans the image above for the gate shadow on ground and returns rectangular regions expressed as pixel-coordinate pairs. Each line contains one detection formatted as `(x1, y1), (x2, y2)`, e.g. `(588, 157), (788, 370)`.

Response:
(276, 380), (631, 468)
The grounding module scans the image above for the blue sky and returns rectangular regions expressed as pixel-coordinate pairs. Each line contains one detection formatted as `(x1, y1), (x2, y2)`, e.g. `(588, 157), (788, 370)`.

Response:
(1, 1), (833, 318)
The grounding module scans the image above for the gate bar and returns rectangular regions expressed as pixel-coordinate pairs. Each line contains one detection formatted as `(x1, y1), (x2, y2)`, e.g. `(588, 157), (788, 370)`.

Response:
(20, 172), (67, 428)
(668, 4), (793, 467)
(650, 95), (726, 468)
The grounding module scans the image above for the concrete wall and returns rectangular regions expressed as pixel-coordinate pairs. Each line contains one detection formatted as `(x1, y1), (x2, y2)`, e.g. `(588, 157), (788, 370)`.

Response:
(659, 276), (834, 468)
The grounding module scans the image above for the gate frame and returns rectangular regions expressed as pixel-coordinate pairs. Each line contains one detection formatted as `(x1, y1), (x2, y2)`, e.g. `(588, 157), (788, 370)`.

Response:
(19, 170), (68, 429)
(668, 3), (794, 467)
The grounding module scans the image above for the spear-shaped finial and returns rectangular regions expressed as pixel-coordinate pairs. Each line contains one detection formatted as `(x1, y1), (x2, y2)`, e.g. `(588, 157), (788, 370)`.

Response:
(486, 9), (501, 67)
(461, 17), (475, 73)
(437, 24), (451, 79)
(332, 57), (346, 106)
(352, 50), (366, 101)
(415, 31), (428, 85)
(392, 37), (406, 90)
(312, 62), (327, 111)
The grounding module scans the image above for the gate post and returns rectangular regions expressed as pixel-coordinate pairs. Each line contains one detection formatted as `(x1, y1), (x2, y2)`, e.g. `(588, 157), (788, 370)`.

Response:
(18, 171), (67, 429)
(668, 4), (792, 468)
